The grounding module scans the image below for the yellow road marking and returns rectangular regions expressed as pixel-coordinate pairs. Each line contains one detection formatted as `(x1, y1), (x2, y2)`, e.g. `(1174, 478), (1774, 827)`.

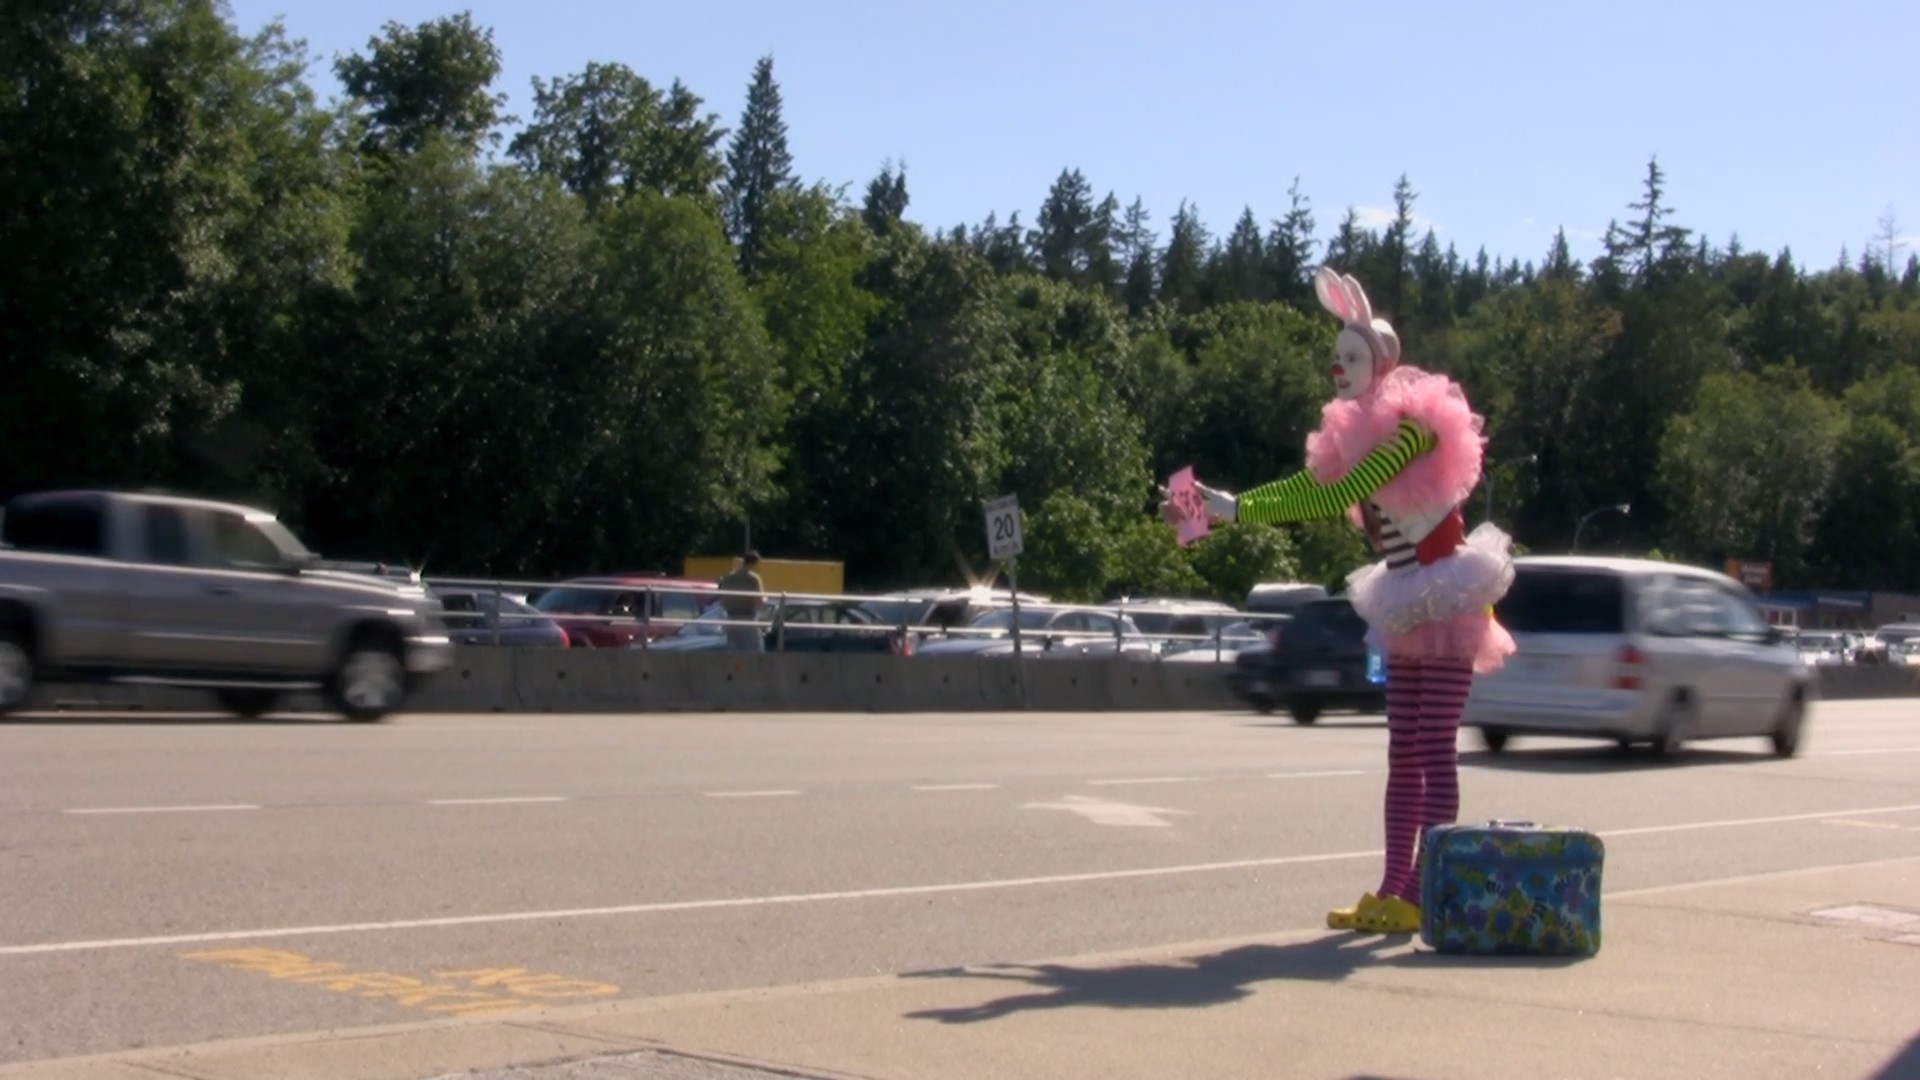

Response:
(181, 948), (619, 1016)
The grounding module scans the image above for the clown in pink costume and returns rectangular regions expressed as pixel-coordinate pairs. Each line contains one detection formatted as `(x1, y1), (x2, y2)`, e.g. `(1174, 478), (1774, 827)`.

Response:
(1166, 266), (1516, 934)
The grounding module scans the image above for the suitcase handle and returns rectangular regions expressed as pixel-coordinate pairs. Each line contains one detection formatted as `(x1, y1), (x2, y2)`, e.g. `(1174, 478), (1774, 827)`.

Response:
(1486, 819), (1539, 829)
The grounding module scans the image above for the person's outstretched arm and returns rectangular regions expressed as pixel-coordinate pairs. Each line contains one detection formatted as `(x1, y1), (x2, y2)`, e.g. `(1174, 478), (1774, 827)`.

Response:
(1235, 419), (1437, 525)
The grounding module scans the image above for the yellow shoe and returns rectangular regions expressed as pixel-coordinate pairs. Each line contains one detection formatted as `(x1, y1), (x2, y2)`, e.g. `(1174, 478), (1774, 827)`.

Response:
(1327, 892), (1381, 930)
(1355, 895), (1421, 934)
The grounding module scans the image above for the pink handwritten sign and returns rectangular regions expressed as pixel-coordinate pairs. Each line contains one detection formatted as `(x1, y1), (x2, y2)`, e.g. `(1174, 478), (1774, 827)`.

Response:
(1167, 466), (1210, 547)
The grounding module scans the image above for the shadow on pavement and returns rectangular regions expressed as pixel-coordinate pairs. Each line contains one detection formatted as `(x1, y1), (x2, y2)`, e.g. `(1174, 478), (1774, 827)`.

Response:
(1459, 745), (1773, 774)
(5, 711), (344, 726)
(1242, 717), (1387, 731)
(1871, 1031), (1920, 1080)
(900, 936), (1421, 1024)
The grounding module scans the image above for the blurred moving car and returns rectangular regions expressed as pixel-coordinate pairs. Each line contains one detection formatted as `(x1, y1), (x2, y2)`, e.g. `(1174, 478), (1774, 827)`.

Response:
(431, 588), (567, 648)
(0, 489), (449, 720)
(1228, 597), (1385, 724)
(1462, 556), (1811, 757)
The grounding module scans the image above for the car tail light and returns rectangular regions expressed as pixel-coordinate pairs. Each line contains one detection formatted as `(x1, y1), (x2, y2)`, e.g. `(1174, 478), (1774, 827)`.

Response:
(1613, 644), (1644, 690)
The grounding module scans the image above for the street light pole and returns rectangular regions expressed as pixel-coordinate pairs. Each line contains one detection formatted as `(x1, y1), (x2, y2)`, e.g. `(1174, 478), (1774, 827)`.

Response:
(1573, 503), (1631, 553)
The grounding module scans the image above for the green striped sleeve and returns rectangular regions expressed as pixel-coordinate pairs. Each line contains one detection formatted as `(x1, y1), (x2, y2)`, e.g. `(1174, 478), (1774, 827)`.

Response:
(1237, 419), (1437, 525)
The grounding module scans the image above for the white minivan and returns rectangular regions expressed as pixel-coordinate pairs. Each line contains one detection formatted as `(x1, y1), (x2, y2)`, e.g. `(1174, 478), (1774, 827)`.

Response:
(1463, 556), (1813, 758)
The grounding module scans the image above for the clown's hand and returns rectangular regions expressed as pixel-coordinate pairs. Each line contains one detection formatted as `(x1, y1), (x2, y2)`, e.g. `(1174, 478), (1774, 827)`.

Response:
(1198, 482), (1238, 523)
(1158, 480), (1238, 526)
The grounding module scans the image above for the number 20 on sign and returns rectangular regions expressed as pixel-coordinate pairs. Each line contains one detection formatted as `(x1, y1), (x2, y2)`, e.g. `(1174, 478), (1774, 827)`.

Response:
(985, 495), (1023, 561)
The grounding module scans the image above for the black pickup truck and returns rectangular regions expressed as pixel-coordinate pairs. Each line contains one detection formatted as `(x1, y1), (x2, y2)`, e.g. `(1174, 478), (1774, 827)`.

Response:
(1227, 597), (1387, 724)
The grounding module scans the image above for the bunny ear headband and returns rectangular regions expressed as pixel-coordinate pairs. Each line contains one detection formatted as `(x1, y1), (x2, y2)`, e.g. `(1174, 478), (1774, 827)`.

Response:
(1313, 266), (1401, 372)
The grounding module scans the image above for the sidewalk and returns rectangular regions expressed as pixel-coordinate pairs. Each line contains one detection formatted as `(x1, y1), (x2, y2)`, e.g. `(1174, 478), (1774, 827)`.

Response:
(10, 857), (1919, 1080)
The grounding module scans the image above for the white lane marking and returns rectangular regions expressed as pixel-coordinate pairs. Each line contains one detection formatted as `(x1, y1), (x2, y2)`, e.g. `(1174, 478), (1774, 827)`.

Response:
(64, 805), (259, 816)
(1604, 803), (1920, 838)
(1024, 795), (1191, 828)
(1821, 818), (1906, 830)
(703, 790), (801, 798)
(10, 802), (1920, 957)
(912, 784), (1001, 792)
(1086, 777), (1195, 786)
(0, 849), (1383, 956)
(424, 796), (567, 806)
(1269, 770), (1368, 779)
(1810, 747), (1920, 757)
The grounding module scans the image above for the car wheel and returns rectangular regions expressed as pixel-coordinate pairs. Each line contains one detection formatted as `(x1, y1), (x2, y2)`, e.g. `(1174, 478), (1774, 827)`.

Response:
(216, 689), (280, 719)
(0, 631), (33, 716)
(1650, 695), (1695, 759)
(330, 640), (405, 722)
(1290, 699), (1321, 725)
(1480, 726), (1511, 753)
(1771, 693), (1806, 758)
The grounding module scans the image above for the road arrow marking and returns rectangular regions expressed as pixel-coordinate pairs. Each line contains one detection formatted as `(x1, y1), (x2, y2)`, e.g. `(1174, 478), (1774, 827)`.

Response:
(1022, 794), (1193, 828)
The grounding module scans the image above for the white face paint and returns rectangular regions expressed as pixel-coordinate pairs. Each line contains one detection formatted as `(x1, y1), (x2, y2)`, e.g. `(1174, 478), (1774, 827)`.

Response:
(1331, 328), (1375, 400)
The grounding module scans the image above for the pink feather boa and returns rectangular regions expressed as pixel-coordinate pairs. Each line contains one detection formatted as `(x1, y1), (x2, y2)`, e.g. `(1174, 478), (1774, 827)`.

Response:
(1304, 365), (1486, 530)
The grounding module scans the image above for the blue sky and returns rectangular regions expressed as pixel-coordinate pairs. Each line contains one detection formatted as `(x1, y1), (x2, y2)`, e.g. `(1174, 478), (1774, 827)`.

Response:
(225, 0), (1918, 271)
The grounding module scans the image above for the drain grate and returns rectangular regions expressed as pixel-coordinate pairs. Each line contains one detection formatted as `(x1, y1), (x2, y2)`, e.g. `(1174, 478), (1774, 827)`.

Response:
(1809, 904), (1920, 930)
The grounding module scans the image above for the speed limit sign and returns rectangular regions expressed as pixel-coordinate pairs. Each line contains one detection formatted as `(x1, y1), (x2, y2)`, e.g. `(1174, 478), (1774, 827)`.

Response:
(984, 494), (1023, 561)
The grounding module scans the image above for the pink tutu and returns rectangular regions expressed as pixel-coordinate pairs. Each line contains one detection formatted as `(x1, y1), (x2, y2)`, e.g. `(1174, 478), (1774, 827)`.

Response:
(1345, 522), (1517, 674)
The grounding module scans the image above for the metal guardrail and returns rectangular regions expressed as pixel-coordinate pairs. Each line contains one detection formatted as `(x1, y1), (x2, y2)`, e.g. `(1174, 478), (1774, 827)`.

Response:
(415, 575), (1283, 660)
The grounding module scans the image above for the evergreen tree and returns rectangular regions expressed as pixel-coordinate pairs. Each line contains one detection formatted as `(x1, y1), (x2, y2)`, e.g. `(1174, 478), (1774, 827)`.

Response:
(1159, 200), (1210, 313)
(861, 159), (909, 236)
(722, 55), (797, 277)
(1213, 207), (1266, 303)
(1264, 178), (1316, 308)
(1324, 208), (1363, 272)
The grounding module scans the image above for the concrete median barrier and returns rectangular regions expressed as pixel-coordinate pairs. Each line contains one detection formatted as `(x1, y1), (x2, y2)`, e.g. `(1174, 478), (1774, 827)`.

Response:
(401, 649), (1246, 713)
(40, 655), (1917, 717)
(1815, 663), (1920, 700)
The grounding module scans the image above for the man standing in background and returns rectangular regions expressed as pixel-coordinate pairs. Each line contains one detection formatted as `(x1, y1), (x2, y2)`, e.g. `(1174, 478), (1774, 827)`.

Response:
(718, 551), (765, 652)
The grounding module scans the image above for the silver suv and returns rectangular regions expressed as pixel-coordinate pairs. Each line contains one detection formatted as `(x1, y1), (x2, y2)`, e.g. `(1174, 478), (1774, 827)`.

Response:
(1463, 556), (1811, 757)
(0, 491), (451, 720)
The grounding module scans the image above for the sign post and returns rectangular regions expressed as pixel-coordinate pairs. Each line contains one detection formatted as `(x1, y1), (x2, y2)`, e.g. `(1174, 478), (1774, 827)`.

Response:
(984, 494), (1027, 705)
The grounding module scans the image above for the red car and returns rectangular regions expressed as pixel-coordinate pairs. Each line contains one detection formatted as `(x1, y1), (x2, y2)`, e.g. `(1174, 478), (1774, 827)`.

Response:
(529, 574), (717, 648)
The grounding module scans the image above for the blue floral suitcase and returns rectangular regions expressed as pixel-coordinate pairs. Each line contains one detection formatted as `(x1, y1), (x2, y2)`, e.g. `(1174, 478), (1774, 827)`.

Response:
(1418, 820), (1604, 957)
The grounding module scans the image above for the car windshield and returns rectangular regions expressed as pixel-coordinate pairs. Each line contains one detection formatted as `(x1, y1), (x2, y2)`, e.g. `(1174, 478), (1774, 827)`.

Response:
(1280, 601), (1367, 644)
(533, 586), (623, 615)
(244, 513), (315, 561)
(967, 609), (1054, 632)
(1495, 569), (1627, 634)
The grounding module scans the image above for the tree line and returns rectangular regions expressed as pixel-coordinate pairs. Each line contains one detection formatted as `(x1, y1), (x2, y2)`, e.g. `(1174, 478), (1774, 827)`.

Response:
(4, 2), (1917, 602)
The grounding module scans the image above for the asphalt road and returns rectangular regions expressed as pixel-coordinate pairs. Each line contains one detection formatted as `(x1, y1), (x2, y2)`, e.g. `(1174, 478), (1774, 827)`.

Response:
(4, 700), (1919, 1065)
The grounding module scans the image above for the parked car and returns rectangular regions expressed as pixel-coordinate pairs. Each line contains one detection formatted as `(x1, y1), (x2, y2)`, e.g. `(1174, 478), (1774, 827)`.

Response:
(431, 588), (567, 648)
(1228, 597), (1385, 724)
(0, 490), (450, 720)
(638, 599), (912, 655)
(1108, 598), (1246, 656)
(1792, 629), (1852, 666)
(530, 575), (715, 648)
(1462, 556), (1811, 757)
(858, 587), (1051, 643)
(914, 605), (1154, 659)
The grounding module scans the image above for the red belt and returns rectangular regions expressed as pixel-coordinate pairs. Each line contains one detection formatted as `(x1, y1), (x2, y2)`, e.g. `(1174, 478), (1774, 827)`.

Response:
(1414, 508), (1465, 566)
